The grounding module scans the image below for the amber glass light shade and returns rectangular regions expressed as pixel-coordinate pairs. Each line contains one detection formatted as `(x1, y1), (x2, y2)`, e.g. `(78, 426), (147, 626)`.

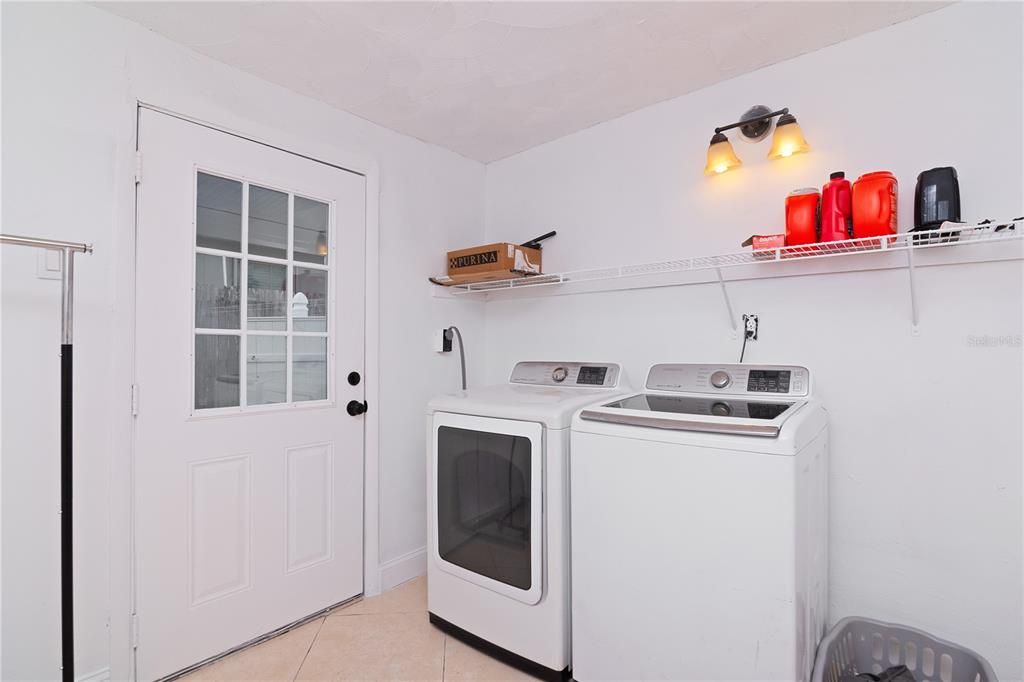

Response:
(704, 133), (742, 175)
(315, 231), (329, 256)
(768, 113), (811, 160)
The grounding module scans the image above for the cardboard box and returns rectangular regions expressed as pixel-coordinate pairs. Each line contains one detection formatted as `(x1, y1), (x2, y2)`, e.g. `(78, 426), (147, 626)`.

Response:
(741, 233), (786, 260)
(441, 242), (542, 285)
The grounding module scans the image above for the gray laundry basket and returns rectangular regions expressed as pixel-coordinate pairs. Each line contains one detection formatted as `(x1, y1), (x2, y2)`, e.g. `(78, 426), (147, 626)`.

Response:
(811, 617), (997, 682)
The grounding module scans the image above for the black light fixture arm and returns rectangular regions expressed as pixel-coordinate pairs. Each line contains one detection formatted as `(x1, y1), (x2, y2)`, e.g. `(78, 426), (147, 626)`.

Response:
(714, 107), (789, 135)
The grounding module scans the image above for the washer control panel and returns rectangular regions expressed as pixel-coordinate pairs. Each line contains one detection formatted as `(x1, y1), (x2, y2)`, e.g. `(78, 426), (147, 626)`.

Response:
(510, 362), (621, 388)
(646, 363), (810, 397)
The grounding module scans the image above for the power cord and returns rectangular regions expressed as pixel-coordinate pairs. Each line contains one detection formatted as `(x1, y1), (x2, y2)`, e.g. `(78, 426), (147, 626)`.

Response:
(445, 326), (467, 390)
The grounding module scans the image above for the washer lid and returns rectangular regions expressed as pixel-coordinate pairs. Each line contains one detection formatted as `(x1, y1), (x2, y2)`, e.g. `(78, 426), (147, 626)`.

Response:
(579, 393), (806, 437)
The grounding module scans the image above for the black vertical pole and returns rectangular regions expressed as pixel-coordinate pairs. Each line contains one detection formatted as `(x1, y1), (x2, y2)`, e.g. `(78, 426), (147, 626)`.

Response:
(0, 236), (90, 682)
(61, 343), (74, 682)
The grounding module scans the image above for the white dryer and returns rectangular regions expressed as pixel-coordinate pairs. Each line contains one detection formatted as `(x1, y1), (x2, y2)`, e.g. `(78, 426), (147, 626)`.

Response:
(427, 362), (629, 681)
(570, 363), (828, 682)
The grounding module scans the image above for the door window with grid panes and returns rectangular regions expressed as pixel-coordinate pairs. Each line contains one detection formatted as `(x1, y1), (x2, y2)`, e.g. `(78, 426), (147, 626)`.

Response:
(193, 170), (332, 412)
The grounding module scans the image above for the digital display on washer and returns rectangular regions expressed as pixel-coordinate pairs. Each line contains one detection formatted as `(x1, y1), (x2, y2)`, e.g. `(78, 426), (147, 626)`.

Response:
(747, 370), (791, 393)
(576, 366), (608, 385)
(603, 394), (793, 420)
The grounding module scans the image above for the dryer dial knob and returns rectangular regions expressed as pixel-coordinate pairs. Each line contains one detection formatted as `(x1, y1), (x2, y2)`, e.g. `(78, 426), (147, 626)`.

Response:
(710, 370), (732, 389)
(552, 367), (568, 383)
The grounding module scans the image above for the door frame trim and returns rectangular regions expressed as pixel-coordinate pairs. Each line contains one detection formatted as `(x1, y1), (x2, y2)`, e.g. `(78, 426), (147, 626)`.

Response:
(119, 102), (381, 679)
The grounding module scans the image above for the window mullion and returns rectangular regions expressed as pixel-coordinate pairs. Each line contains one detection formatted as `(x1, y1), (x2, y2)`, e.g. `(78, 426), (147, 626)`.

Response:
(192, 171), (199, 413)
(326, 203), (333, 405)
(286, 192), (294, 405)
(240, 182), (249, 409)
(196, 245), (243, 259)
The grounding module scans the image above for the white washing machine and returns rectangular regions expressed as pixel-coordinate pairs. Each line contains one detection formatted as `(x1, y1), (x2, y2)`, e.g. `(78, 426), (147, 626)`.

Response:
(570, 363), (828, 682)
(427, 361), (629, 681)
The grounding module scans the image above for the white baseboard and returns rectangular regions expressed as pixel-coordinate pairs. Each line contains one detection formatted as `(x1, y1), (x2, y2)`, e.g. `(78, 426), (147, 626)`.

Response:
(77, 667), (110, 682)
(378, 546), (426, 592)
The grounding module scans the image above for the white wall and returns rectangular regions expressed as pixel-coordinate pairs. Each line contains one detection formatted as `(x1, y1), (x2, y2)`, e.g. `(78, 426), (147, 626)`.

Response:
(1, 3), (484, 679)
(483, 3), (1023, 679)
(3, 2), (1021, 680)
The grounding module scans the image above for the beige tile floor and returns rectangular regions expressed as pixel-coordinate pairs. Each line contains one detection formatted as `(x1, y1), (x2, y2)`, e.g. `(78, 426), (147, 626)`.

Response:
(179, 577), (542, 681)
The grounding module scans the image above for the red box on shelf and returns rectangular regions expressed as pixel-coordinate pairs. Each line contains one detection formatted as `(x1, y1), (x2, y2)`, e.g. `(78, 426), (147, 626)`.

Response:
(742, 233), (786, 259)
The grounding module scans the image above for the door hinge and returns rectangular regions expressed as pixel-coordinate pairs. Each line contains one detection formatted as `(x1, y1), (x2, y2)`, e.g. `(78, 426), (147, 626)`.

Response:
(131, 613), (139, 649)
(135, 151), (143, 185)
(130, 384), (139, 417)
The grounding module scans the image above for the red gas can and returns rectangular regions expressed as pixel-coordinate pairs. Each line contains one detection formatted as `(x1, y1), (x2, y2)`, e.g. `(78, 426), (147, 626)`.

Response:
(785, 188), (820, 246)
(852, 171), (898, 238)
(820, 171), (853, 242)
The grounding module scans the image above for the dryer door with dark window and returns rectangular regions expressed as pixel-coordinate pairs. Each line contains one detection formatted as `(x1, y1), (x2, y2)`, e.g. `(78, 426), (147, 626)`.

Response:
(432, 413), (543, 604)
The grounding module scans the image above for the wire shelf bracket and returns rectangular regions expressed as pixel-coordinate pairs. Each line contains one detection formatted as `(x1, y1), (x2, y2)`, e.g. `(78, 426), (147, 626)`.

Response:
(906, 241), (920, 335)
(715, 267), (738, 333)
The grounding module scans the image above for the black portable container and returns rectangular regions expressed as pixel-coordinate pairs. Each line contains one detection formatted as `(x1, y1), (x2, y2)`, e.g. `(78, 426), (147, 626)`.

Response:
(913, 166), (960, 230)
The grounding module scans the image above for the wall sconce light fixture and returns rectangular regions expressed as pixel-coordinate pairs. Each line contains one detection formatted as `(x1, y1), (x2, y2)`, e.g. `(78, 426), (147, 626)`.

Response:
(704, 132), (743, 175)
(704, 105), (810, 175)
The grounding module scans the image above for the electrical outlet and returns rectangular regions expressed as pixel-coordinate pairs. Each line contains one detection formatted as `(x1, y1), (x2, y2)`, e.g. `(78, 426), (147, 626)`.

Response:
(743, 314), (759, 340)
(433, 328), (453, 353)
(433, 329), (447, 353)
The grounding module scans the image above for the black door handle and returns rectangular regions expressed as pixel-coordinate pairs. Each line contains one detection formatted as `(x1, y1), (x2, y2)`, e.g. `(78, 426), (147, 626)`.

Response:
(346, 400), (368, 416)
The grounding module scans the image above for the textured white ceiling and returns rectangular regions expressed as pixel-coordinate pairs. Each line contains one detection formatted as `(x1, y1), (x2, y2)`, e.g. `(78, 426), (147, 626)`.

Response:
(98, 1), (946, 162)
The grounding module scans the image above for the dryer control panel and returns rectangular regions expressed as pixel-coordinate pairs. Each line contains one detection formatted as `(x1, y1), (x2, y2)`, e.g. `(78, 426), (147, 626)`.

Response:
(510, 362), (621, 388)
(646, 363), (810, 397)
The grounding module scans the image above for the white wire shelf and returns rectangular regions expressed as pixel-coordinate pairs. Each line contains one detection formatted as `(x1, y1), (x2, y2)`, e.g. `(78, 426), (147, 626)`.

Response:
(437, 219), (1023, 295)
(433, 218), (1023, 333)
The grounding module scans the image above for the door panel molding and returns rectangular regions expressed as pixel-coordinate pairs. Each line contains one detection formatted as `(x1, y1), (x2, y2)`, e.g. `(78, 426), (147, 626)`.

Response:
(285, 442), (334, 573)
(187, 454), (253, 606)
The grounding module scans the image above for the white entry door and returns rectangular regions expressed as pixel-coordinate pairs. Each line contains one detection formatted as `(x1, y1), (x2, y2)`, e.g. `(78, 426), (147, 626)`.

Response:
(134, 108), (366, 680)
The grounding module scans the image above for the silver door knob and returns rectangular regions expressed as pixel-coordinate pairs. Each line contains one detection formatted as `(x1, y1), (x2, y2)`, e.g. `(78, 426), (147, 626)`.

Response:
(710, 371), (731, 388)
